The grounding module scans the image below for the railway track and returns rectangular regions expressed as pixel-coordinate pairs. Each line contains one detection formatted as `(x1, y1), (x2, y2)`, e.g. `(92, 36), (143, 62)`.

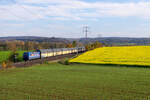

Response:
(11, 53), (79, 68)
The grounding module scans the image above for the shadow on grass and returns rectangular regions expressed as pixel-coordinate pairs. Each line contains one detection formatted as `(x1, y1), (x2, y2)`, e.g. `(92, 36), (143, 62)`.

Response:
(70, 62), (150, 69)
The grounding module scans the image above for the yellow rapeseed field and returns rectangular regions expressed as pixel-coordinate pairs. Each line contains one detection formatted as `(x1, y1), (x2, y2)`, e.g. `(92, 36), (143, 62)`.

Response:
(70, 46), (150, 66)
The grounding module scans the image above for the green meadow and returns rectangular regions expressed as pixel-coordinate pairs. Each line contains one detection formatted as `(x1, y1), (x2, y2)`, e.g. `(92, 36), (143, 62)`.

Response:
(0, 63), (150, 100)
(0, 51), (25, 63)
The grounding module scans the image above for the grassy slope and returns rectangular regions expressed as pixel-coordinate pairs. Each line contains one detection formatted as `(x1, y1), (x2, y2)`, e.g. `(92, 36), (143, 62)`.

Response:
(0, 51), (10, 63)
(0, 51), (25, 63)
(0, 63), (150, 100)
(70, 46), (150, 66)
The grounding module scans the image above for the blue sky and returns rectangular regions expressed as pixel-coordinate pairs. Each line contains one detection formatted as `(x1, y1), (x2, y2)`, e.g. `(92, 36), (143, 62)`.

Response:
(0, 0), (150, 38)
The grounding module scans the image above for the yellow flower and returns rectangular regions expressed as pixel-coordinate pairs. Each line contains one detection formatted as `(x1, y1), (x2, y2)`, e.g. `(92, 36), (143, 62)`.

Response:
(70, 46), (150, 66)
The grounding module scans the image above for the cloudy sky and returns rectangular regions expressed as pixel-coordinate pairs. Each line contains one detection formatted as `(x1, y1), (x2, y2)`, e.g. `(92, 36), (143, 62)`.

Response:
(0, 0), (150, 38)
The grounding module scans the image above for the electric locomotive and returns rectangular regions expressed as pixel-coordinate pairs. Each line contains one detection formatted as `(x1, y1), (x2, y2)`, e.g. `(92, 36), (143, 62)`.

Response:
(23, 47), (85, 61)
(23, 52), (41, 61)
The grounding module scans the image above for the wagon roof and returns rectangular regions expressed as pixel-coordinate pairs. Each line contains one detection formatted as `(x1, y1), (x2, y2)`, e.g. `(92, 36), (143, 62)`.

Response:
(38, 47), (84, 52)
(39, 49), (53, 52)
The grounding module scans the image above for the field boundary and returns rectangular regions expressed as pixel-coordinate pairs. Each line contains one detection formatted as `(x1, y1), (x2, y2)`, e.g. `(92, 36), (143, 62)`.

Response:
(70, 62), (150, 68)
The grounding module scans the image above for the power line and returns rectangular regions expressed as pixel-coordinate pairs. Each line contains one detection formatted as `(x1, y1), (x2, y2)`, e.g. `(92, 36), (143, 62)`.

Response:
(0, 8), (26, 20)
(83, 26), (90, 39)
(0, 0), (42, 20)
(19, 5), (42, 18)
(12, 0), (42, 19)
(0, 0), (27, 20)
(83, 26), (90, 44)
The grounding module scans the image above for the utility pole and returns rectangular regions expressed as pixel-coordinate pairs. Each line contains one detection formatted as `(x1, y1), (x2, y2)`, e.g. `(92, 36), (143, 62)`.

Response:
(83, 26), (90, 39)
(83, 26), (90, 44)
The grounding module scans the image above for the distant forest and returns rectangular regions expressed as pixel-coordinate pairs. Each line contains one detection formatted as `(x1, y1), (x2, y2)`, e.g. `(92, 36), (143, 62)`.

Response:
(0, 40), (85, 51)
(0, 37), (73, 51)
(1, 36), (150, 51)
(79, 37), (150, 46)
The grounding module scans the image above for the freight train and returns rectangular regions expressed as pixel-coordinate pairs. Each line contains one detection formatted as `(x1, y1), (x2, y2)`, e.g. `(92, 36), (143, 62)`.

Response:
(23, 47), (85, 61)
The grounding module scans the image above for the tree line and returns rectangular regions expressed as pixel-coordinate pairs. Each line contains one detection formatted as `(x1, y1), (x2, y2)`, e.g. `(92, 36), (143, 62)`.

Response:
(0, 40), (104, 51)
(0, 40), (82, 51)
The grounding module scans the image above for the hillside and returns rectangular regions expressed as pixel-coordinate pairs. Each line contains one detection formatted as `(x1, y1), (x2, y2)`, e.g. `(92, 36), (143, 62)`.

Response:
(70, 46), (150, 66)
(78, 37), (150, 45)
(0, 36), (69, 43)
(1, 36), (150, 45)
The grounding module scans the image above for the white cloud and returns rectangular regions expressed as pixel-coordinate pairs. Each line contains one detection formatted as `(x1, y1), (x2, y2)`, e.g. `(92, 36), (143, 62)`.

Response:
(0, 0), (150, 21)
(0, 23), (25, 27)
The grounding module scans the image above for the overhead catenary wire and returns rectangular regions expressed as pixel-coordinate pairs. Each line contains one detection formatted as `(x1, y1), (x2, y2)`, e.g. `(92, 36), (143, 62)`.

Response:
(0, 8), (26, 20)
(12, 0), (43, 19)
(0, 0), (43, 20)
(0, 1), (26, 20)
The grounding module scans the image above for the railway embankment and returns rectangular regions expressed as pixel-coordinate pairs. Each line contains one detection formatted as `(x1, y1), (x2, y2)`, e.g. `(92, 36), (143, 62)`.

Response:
(1, 53), (77, 68)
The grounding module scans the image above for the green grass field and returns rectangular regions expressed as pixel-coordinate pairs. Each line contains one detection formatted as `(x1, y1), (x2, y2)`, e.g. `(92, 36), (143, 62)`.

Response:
(0, 63), (150, 100)
(0, 51), (25, 63)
